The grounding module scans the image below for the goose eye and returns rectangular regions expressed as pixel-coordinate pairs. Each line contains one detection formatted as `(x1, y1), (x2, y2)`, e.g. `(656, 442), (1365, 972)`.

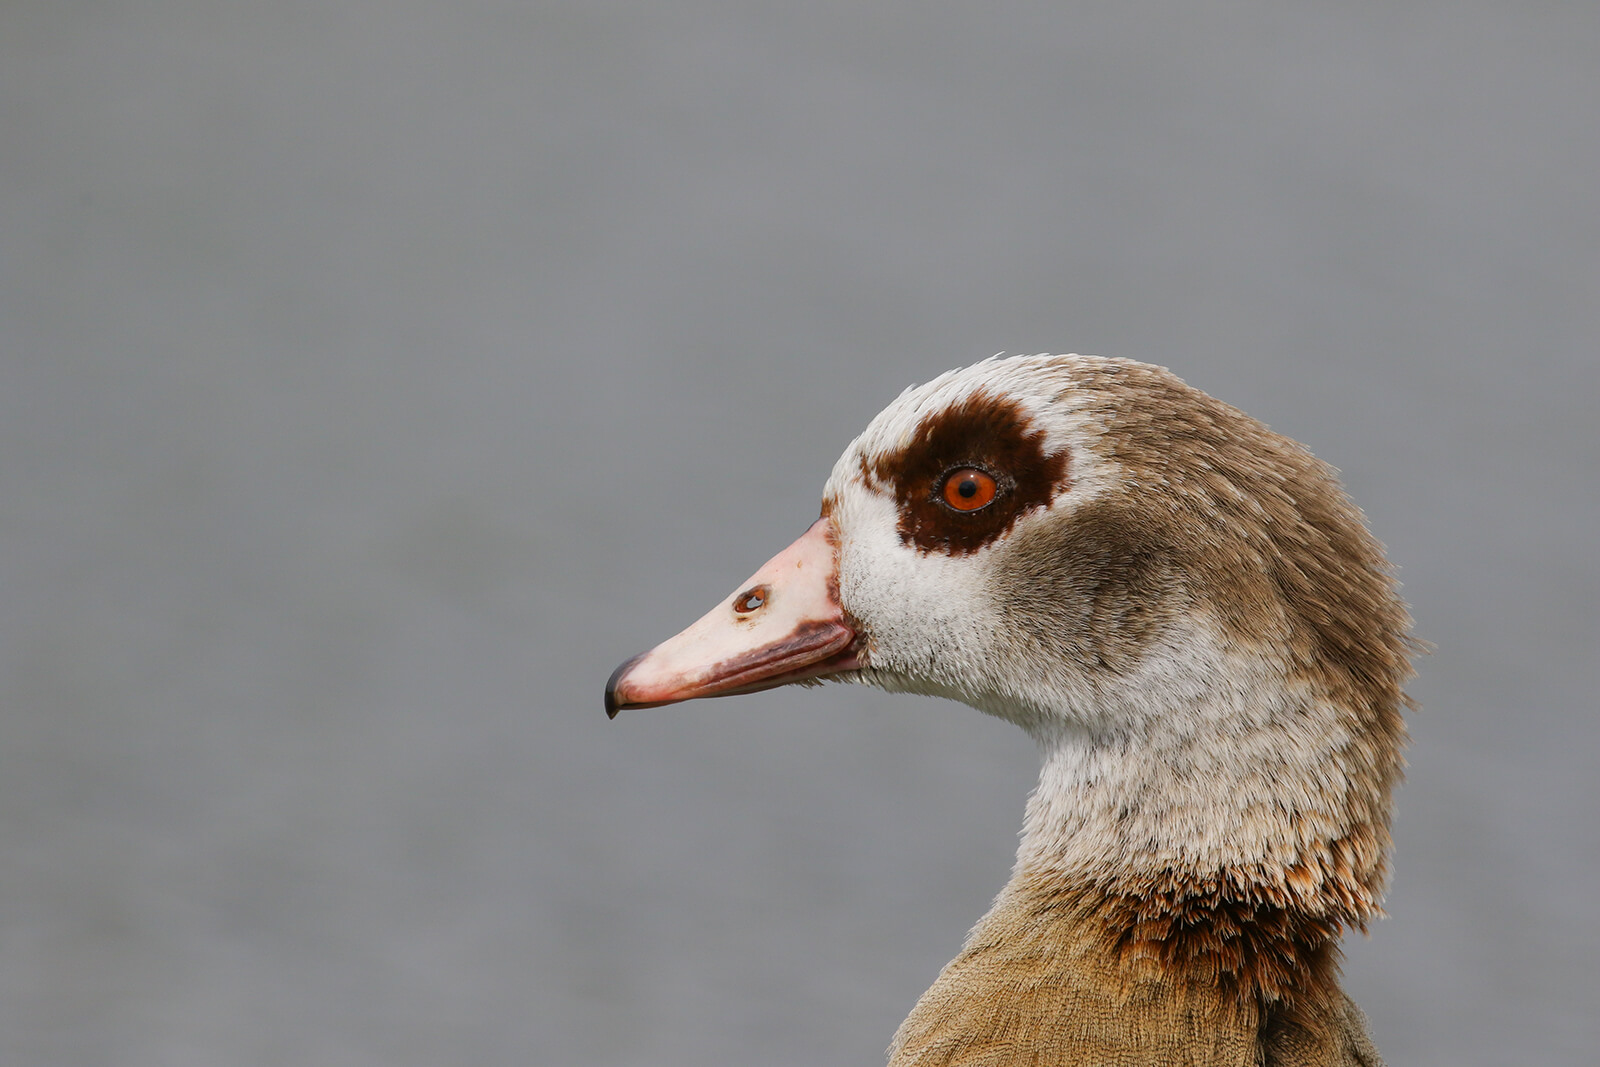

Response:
(940, 468), (998, 512)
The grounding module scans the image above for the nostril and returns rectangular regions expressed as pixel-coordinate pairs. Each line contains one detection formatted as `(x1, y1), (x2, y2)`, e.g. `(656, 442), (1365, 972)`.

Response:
(733, 585), (770, 615)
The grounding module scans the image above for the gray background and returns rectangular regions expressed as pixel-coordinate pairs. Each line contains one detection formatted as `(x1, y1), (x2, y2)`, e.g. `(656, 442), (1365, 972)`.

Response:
(2, 3), (1595, 1065)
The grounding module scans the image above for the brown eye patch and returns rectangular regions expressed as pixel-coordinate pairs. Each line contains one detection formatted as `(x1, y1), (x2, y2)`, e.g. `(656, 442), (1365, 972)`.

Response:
(869, 389), (1070, 556)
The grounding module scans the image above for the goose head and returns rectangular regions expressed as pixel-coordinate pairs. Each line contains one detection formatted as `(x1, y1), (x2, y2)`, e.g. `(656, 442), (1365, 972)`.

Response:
(607, 354), (1412, 1023)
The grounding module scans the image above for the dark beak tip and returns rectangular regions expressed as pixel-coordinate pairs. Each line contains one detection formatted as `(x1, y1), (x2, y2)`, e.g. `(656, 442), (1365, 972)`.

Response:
(604, 653), (646, 720)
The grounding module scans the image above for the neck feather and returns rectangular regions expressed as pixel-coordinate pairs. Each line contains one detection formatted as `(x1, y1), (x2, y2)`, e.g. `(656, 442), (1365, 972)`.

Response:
(1011, 651), (1395, 1004)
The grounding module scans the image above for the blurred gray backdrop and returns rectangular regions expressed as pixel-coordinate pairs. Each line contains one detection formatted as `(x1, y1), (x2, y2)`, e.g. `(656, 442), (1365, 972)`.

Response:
(2, 3), (1596, 1066)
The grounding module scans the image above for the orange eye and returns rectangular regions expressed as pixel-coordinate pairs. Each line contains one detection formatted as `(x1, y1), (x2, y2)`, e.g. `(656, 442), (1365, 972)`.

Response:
(941, 468), (998, 512)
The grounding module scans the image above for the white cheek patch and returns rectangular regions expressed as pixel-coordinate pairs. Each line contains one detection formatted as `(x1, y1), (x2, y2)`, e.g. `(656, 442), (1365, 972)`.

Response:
(831, 485), (1002, 685)
(826, 479), (1114, 726)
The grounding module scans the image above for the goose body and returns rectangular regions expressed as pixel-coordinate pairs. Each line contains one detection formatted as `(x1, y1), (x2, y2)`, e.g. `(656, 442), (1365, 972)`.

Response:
(607, 355), (1411, 1066)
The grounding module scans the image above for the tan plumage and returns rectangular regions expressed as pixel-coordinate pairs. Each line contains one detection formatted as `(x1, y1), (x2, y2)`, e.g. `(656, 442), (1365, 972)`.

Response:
(888, 871), (1384, 1066)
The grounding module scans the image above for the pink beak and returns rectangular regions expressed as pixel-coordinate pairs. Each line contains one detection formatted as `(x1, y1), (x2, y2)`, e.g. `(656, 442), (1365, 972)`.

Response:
(605, 518), (861, 718)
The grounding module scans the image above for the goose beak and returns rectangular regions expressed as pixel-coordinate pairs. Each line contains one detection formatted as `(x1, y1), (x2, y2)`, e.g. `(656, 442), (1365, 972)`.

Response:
(605, 518), (860, 718)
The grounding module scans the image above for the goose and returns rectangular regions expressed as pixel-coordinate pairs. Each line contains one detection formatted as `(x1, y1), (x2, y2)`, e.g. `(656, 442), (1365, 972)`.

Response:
(605, 354), (1412, 1067)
